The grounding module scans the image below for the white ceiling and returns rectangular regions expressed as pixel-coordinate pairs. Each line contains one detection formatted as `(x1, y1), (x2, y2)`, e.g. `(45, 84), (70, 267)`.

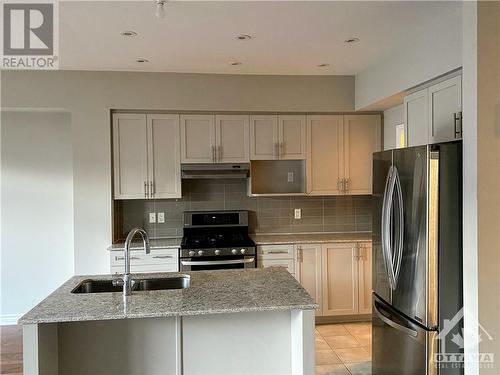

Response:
(59, 1), (460, 75)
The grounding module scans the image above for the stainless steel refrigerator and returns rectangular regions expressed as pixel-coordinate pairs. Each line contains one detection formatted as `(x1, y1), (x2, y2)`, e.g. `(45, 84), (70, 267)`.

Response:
(372, 141), (463, 375)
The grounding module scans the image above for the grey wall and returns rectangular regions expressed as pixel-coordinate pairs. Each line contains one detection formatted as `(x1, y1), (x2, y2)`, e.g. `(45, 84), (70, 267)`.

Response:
(1, 70), (355, 276)
(1, 111), (74, 324)
(117, 180), (372, 240)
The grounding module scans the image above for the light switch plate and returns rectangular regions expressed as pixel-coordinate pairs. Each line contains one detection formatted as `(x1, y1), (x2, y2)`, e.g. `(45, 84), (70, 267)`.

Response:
(149, 213), (156, 223)
(287, 172), (294, 183)
(294, 209), (301, 219)
(158, 212), (165, 223)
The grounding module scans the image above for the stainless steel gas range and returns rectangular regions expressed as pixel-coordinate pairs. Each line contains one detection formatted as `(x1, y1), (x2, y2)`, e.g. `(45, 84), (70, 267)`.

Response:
(179, 210), (256, 271)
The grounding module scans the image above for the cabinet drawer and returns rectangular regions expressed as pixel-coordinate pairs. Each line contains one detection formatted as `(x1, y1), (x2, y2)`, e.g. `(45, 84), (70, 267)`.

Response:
(111, 263), (179, 275)
(110, 248), (179, 267)
(258, 245), (294, 259)
(258, 258), (295, 274)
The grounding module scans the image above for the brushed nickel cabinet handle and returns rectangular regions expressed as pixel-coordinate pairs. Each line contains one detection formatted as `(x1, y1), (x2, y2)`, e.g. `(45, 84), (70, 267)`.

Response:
(280, 142), (284, 156)
(144, 181), (148, 198)
(268, 250), (289, 254)
(116, 256), (140, 261)
(153, 255), (173, 259)
(150, 181), (154, 197)
(344, 178), (349, 193)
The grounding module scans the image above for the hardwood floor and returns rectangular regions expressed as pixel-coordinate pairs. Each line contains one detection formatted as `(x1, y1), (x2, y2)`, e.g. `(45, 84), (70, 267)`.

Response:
(0, 323), (372, 375)
(0, 325), (22, 375)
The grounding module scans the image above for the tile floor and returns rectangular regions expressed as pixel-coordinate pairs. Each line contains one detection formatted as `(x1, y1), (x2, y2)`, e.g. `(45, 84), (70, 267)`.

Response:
(315, 322), (372, 375)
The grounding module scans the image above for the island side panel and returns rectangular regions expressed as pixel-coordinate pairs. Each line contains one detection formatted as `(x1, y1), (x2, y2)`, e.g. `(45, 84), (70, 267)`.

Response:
(182, 311), (294, 375)
(23, 324), (59, 375)
(291, 309), (315, 375)
(58, 318), (179, 375)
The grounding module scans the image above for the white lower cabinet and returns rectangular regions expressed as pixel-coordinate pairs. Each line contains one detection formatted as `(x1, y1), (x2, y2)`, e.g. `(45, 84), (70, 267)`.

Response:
(257, 245), (295, 277)
(295, 244), (322, 315)
(292, 242), (372, 317)
(110, 247), (179, 274)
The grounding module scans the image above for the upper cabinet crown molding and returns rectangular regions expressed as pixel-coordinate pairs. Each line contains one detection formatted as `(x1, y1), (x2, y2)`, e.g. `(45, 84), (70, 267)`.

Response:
(113, 113), (181, 200)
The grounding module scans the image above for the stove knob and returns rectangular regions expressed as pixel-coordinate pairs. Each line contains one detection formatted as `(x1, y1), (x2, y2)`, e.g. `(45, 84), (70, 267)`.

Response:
(198, 250), (204, 256)
(240, 248), (246, 254)
(188, 251), (195, 257)
(214, 249), (221, 256)
(231, 249), (238, 255)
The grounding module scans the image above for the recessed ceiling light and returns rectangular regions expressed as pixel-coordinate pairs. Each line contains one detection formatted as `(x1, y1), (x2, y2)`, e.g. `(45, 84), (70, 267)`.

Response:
(120, 31), (137, 37)
(317, 63), (330, 67)
(136, 58), (149, 63)
(344, 37), (360, 44)
(235, 34), (252, 41)
(229, 61), (242, 66)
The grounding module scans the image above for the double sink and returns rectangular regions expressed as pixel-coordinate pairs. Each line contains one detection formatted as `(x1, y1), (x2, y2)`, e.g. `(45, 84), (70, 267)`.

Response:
(72, 276), (190, 294)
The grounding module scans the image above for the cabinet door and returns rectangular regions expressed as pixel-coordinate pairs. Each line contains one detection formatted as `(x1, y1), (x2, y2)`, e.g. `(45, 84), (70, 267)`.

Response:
(321, 243), (359, 316)
(357, 243), (373, 314)
(249, 115), (279, 160)
(113, 113), (148, 199)
(278, 115), (307, 160)
(428, 75), (462, 143)
(180, 115), (215, 163)
(344, 115), (381, 195)
(215, 115), (249, 163)
(404, 89), (429, 147)
(307, 115), (344, 195)
(296, 244), (322, 315)
(147, 114), (181, 199)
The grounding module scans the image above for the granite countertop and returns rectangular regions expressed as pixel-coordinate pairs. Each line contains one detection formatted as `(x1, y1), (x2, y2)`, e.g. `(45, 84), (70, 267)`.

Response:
(19, 268), (317, 325)
(250, 232), (372, 245)
(108, 238), (182, 251)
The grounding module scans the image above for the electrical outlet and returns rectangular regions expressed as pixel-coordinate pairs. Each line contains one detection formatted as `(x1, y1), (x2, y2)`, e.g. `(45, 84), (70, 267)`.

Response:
(294, 209), (301, 219)
(287, 172), (294, 183)
(149, 212), (156, 224)
(157, 212), (165, 223)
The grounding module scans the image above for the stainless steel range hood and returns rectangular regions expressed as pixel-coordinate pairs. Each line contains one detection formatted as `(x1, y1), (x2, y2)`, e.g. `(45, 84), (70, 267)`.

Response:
(181, 163), (250, 179)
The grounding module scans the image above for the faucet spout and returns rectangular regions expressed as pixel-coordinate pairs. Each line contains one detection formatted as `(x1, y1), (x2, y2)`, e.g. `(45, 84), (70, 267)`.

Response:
(122, 227), (150, 296)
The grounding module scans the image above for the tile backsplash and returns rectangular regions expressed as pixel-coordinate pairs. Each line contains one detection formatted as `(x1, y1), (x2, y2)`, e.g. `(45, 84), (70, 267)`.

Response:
(114, 180), (372, 240)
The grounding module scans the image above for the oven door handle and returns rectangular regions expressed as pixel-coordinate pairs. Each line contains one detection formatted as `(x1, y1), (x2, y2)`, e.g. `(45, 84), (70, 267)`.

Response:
(180, 258), (255, 266)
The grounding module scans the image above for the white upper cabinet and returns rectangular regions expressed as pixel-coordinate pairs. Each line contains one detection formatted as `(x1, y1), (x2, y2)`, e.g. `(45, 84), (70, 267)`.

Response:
(405, 89), (429, 147)
(249, 115), (279, 160)
(113, 113), (181, 200)
(113, 114), (149, 199)
(307, 115), (344, 195)
(180, 115), (216, 163)
(278, 115), (307, 160)
(147, 114), (181, 199)
(215, 115), (249, 163)
(344, 115), (381, 195)
(428, 75), (462, 143)
(405, 74), (462, 147)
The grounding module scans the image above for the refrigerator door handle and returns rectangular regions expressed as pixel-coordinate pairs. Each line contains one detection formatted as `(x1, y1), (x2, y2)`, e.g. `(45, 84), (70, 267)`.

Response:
(373, 300), (418, 338)
(392, 167), (404, 286)
(382, 166), (397, 290)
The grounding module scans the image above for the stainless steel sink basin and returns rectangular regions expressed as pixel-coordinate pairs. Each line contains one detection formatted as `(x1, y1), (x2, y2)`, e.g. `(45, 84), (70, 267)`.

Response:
(133, 276), (190, 291)
(71, 276), (190, 294)
(71, 280), (123, 294)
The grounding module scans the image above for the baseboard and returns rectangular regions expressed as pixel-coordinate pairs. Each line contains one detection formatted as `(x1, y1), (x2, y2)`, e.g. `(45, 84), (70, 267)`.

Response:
(315, 314), (372, 325)
(0, 314), (22, 326)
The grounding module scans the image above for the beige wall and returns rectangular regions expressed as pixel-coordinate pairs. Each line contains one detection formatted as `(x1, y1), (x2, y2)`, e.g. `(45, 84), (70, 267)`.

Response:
(477, 2), (500, 372)
(0, 71), (354, 279)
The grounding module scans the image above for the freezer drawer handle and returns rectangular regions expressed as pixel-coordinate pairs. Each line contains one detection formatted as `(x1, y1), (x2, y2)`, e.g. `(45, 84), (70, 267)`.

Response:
(374, 300), (418, 338)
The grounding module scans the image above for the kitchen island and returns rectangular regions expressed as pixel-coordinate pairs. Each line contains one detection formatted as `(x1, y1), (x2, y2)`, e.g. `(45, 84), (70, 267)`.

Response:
(19, 268), (317, 375)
